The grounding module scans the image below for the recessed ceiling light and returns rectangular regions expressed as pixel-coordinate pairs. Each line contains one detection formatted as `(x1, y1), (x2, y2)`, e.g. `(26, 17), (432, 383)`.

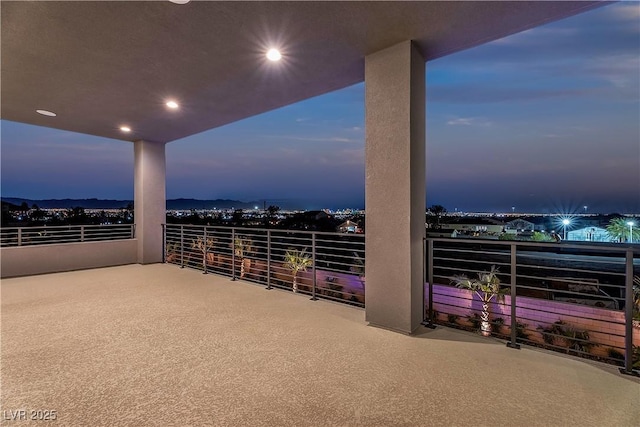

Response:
(169, 0), (191, 4)
(36, 109), (56, 117)
(266, 48), (282, 62)
(166, 100), (179, 109)
(120, 126), (131, 133)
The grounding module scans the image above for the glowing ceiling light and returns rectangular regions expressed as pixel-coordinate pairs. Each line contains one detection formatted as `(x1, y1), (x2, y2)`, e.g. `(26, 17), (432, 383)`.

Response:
(169, 0), (191, 4)
(36, 109), (56, 117)
(120, 126), (131, 133)
(266, 48), (282, 62)
(166, 100), (179, 109)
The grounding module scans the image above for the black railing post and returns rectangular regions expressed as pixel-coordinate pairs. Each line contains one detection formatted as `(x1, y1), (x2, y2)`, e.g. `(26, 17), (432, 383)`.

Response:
(203, 227), (208, 274)
(80, 225), (85, 242)
(162, 224), (166, 263)
(507, 243), (521, 349)
(17, 228), (22, 246)
(421, 236), (427, 325)
(620, 248), (638, 376)
(231, 228), (236, 281)
(310, 233), (318, 301)
(421, 238), (436, 329)
(266, 230), (272, 290)
(180, 225), (185, 268)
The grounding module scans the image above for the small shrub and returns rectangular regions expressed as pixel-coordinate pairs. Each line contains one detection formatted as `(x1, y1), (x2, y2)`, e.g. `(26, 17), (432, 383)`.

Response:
(538, 320), (597, 355)
(447, 313), (460, 325)
(467, 312), (481, 330)
(492, 317), (505, 334)
(531, 231), (555, 242)
(606, 347), (625, 361)
(326, 282), (344, 299)
(515, 322), (530, 340)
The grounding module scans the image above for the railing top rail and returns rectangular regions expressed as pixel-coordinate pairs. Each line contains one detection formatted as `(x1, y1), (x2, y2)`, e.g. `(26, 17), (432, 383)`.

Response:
(1, 223), (135, 247)
(1, 223), (134, 232)
(427, 236), (640, 254)
(163, 223), (364, 239)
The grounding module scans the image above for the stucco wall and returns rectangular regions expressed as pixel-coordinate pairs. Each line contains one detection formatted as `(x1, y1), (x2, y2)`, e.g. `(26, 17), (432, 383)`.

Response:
(1, 239), (138, 278)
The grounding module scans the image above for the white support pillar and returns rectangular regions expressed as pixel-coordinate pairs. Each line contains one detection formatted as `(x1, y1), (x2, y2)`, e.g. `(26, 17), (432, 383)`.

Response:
(364, 41), (426, 334)
(134, 140), (166, 264)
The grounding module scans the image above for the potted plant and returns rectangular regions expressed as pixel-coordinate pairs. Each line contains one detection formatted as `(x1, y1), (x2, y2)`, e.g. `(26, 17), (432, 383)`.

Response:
(283, 248), (312, 293)
(451, 265), (507, 336)
(233, 236), (254, 278)
(192, 236), (216, 270)
(165, 241), (179, 263)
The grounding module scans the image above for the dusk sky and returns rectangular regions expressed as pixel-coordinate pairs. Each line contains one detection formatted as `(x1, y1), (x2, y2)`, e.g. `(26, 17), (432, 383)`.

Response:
(1, 2), (639, 213)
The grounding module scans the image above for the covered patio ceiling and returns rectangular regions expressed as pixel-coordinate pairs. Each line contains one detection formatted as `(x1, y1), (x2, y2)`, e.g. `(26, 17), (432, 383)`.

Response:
(1, 0), (606, 144)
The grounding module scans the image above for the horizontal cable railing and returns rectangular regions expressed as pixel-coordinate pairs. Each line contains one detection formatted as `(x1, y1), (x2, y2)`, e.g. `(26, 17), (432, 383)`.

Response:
(163, 224), (365, 307)
(0, 224), (135, 247)
(425, 238), (639, 374)
(163, 224), (638, 373)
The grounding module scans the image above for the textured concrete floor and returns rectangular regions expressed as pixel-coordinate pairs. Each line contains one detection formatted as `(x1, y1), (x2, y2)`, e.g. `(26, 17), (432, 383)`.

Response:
(1, 264), (639, 427)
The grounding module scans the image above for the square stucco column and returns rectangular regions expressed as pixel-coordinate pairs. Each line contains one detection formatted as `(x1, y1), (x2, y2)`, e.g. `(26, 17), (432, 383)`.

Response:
(134, 140), (166, 264)
(365, 41), (426, 334)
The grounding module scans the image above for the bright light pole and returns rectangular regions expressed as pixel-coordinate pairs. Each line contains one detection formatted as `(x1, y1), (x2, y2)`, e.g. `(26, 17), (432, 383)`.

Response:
(562, 219), (570, 240)
(627, 221), (635, 243)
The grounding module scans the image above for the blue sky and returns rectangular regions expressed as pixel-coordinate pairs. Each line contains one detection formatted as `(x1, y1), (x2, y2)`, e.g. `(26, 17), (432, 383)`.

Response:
(1, 2), (639, 213)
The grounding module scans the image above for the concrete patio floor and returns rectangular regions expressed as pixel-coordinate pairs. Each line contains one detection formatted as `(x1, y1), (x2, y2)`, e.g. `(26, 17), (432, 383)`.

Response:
(2, 264), (639, 426)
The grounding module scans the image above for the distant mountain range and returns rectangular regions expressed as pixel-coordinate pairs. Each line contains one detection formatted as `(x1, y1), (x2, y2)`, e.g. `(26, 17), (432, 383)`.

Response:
(1, 197), (268, 210)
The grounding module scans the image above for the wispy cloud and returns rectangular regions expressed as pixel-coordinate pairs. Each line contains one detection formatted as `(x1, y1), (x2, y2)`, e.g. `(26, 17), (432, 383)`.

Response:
(31, 142), (128, 153)
(270, 135), (362, 143)
(608, 2), (640, 22)
(586, 53), (640, 89)
(446, 117), (492, 127)
(431, 85), (596, 104)
(447, 118), (473, 126)
(491, 27), (579, 46)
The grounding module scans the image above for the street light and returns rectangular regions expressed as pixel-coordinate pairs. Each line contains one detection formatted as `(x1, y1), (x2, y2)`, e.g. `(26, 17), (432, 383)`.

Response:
(562, 219), (570, 240)
(627, 221), (635, 243)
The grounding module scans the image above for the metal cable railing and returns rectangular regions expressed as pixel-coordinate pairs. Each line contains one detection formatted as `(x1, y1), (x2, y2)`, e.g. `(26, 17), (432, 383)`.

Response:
(0, 224), (135, 247)
(424, 238), (639, 375)
(163, 224), (365, 307)
(163, 224), (639, 373)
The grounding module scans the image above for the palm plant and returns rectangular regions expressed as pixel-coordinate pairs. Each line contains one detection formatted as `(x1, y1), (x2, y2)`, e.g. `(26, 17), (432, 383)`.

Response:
(606, 217), (638, 242)
(233, 236), (254, 278)
(451, 265), (507, 336)
(283, 248), (312, 293)
(427, 204), (447, 229)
